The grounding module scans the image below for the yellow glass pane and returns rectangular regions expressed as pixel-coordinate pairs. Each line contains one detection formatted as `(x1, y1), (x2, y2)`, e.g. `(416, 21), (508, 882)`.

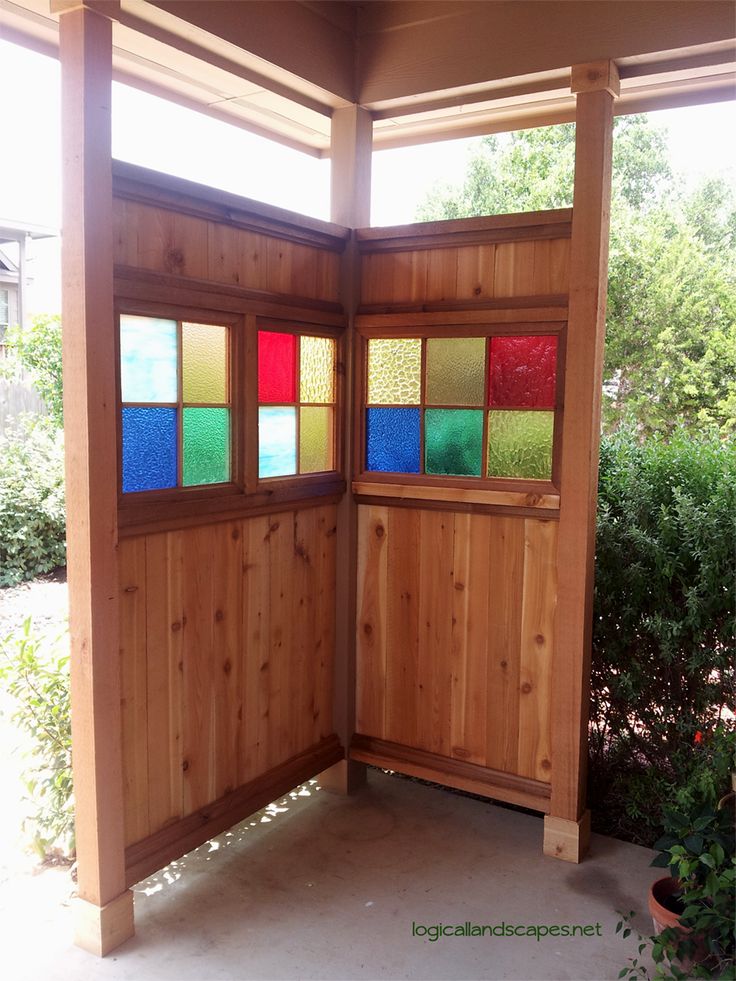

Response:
(367, 338), (421, 404)
(299, 406), (333, 473)
(300, 335), (335, 403)
(426, 337), (486, 405)
(182, 323), (228, 404)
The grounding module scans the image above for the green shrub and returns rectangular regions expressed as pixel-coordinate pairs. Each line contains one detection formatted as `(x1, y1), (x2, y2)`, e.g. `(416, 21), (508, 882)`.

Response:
(0, 618), (73, 859)
(0, 416), (66, 586)
(590, 427), (736, 845)
(3, 315), (63, 427)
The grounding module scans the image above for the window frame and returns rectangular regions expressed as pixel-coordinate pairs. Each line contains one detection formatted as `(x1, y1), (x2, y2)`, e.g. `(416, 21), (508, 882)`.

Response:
(115, 299), (346, 533)
(354, 320), (566, 495)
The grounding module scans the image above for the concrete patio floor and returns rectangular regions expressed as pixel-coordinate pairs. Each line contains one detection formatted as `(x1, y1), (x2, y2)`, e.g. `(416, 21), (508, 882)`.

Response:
(3, 769), (659, 981)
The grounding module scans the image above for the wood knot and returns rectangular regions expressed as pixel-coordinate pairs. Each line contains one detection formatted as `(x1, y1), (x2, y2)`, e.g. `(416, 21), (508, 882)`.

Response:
(473, 286), (482, 296)
(182, 759), (189, 772)
(375, 524), (385, 538)
(166, 247), (185, 270)
(223, 659), (232, 676)
(454, 581), (465, 591)
(535, 633), (545, 645)
(541, 758), (552, 770)
(260, 661), (269, 672)
(363, 622), (372, 636)
(500, 659), (508, 669)
(215, 609), (224, 622)
(521, 681), (533, 694)
(231, 528), (240, 541)
(171, 620), (182, 632)
(124, 585), (138, 593)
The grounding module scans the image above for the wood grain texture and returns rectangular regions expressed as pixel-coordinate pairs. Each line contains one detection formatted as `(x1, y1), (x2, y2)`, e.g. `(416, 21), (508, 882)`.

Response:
(113, 198), (341, 303)
(355, 505), (556, 786)
(117, 504), (338, 846)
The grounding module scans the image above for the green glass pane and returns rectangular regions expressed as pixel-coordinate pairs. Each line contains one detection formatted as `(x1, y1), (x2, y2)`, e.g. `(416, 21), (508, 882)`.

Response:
(425, 409), (483, 476)
(183, 408), (230, 486)
(300, 406), (333, 473)
(300, 336), (335, 403)
(426, 337), (486, 406)
(487, 410), (553, 479)
(367, 338), (421, 404)
(182, 323), (228, 404)
(120, 315), (177, 403)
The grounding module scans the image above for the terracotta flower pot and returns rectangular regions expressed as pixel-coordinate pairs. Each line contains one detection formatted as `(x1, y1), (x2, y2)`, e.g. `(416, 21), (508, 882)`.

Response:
(648, 877), (709, 966)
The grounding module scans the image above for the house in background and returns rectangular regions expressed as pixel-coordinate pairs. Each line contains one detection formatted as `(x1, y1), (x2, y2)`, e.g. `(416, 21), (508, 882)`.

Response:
(0, 219), (57, 345)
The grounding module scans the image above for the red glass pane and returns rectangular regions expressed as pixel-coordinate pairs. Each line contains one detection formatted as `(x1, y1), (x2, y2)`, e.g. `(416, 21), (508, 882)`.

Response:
(258, 331), (297, 403)
(489, 335), (558, 408)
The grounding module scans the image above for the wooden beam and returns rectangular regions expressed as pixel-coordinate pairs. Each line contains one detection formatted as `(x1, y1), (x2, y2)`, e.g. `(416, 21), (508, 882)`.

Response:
(57, 0), (133, 954)
(322, 106), (372, 795)
(549, 62), (616, 852)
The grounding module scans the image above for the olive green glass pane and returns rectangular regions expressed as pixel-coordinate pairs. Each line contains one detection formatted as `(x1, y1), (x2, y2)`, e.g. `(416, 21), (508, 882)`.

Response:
(299, 406), (333, 473)
(182, 323), (228, 404)
(367, 338), (421, 404)
(183, 408), (230, 485)
(487, 410), (553, 479)
(425, 409), (483, 476)
(426, 337), (486, 406)
(300, 335), (335, 403)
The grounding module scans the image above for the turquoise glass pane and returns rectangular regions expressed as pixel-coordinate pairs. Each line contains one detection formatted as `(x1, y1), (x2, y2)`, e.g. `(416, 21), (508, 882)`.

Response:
(425, 409), (483, 476)
(365, 407), (420, 473)
(259, 407), (297, 478)
(120, 315), (178, 403)
(121, 407), (177, 492)
(487, 410), (554, 479)
(182, 408), (230, 486)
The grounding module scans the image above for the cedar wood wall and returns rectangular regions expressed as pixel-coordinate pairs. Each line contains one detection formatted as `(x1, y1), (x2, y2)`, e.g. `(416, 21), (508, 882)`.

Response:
(113, 171), (570, 881)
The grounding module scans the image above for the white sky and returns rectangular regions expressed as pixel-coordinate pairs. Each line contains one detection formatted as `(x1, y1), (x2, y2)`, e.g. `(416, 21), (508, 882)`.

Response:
(0, 38), (734, 314)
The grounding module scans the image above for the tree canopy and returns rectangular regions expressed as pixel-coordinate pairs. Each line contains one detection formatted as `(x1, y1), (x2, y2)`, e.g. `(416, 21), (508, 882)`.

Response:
(416, 116), (736, 436)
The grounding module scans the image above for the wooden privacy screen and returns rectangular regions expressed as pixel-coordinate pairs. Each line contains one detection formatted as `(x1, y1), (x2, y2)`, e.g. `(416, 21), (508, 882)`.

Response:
(112, 163), (347, 885)
(351, 212), (571, 816)
(113, 164), (577, 885)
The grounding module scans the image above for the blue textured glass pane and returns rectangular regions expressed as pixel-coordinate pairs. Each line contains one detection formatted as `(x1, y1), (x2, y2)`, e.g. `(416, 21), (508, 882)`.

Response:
(259, 407), (297, 478)
(366, 408), (420, 473)
(122, 407), (177, 492)
(120, 315), (178, 403)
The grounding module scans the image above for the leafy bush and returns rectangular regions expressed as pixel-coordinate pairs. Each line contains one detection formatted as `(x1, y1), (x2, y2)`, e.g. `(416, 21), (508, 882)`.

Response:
(590, 427), (736, 845)
(0, 618), (73, 859)
(0, 416), (66, 586)
(2, 315), (63, 427)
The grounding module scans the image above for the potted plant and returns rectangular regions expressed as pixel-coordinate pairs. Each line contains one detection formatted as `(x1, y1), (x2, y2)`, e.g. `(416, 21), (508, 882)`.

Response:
(617, 738), (735, 980)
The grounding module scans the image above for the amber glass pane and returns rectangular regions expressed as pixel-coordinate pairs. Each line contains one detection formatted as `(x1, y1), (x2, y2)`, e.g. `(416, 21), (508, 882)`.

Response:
(367, 338), (421, 404)
(299, 406), (333, 473)
(182, 323), (228, 404)
(426, 337), (486, 406)
(300, 336), (335, 403)
(487, 410), (553, 479)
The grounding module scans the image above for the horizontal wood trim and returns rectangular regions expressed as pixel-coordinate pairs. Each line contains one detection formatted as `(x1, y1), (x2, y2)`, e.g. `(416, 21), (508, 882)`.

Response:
(352, 481), (559, 510)
(358, 294), (568, 317)
(356, 210), (573, 253)
(356, 308), (568, 329)
(125, 735), (343, 887)
(354, 495), (558, 520)
(118, 482), (346, 538)
(112, 161), (349, 252)
(350, 736), (550, 814)
(114, 266), (346, 326)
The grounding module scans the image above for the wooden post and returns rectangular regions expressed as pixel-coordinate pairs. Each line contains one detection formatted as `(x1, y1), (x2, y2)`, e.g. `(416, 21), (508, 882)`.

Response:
(53, 0), (134, 953)
(545, 61), (619, 862)
(320, 105), (373, 794)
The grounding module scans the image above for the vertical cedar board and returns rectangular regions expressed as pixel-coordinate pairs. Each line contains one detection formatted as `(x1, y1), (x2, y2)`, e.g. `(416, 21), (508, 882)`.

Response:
(117, 504), (338, 844)
(354, 505), (556, 785)
(359, 237), (569, 304)
(112, 198), (340, 303)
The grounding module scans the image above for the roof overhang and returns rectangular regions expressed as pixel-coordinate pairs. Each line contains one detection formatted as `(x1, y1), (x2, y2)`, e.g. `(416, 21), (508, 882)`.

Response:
(0, 0), (734, 157)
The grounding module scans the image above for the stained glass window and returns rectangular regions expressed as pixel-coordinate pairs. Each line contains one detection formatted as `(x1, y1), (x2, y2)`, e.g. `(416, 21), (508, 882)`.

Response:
(258, 329), (337, 478)
(120, 315), (231, 493)
(363, 333), (559, 483)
